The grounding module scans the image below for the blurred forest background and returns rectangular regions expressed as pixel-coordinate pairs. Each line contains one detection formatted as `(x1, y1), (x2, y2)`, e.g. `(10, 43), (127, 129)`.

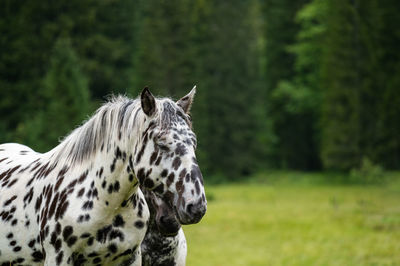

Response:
(2, 1), (400, 264)
(1, 0), (399, 182)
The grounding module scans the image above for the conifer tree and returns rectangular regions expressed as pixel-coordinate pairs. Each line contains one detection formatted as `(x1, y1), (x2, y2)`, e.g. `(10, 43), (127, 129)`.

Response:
(262, 0), (310, 168)
(17, 38), (91, 152)
(319, 0), (400, 171)
(132, 0), (265, 178)
(130, 0), (193, 97)
(371, 0), (400, 168)
(0, 0), (137, 144)
(320, 0), (368, 170)
(190, 0), (265, 178)
(271, 0), (327, 170)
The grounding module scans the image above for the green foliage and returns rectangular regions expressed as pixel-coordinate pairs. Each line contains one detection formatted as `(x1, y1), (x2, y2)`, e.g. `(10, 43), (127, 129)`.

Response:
(374, 0), (400, 169)
(16, 39), (90, 152)
(131, 0), (193, 96)
(263, 0), (319, 170)
(132, 0), (266, 178)
(350, 157), (384, 184)
(320, 1), (361, 170)
(0, 0), (400, 180)
(270, 0), (327, 170)
(0, 0), (137, 143)
(193, 0), (266, 178)
(320, 0), (400, 171)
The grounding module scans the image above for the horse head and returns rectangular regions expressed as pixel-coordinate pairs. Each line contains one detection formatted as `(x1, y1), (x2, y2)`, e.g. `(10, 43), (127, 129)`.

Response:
(143, 189), (180, 236)
(133, 87), (207, 225)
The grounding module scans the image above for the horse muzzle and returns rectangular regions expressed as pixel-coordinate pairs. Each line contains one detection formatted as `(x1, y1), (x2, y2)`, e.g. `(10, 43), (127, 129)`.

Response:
(178, 199), (207, 225)
(156, 214), (181, 236)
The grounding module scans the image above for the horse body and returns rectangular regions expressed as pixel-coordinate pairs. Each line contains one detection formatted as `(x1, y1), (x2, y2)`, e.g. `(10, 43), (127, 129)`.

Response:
(0, 143), (45, 264)
(0, 88), (206, 265)
(0, 133), (149, 265)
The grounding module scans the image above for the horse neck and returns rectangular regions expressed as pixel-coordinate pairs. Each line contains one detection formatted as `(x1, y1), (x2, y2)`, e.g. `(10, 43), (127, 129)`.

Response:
(46, 109), (145, 207)
(91, 141), (138, 206)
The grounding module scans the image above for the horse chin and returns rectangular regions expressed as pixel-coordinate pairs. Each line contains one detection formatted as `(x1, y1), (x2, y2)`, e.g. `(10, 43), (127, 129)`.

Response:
(158, 226), (180, 237)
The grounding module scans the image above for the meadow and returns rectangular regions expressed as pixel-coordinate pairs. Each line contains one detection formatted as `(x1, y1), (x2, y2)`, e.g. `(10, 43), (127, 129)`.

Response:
(183, 172), (400, 265)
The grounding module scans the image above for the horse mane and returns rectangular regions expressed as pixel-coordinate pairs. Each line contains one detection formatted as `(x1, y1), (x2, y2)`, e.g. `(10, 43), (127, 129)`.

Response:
(50, 95), (175, 165)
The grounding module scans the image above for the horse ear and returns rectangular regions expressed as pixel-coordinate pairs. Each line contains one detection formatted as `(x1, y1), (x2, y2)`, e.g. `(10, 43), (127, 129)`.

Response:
(177, 85), (196, 114)
(141, 87), (156, 116)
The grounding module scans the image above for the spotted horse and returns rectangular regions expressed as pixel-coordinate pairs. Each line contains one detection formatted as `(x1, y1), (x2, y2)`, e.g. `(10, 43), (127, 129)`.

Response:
(0, 87), (206, 265)
(141, 189), (187, 266)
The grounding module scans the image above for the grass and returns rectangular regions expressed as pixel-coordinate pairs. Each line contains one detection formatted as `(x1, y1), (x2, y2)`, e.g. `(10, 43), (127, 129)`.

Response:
(183, 172), (400, 265)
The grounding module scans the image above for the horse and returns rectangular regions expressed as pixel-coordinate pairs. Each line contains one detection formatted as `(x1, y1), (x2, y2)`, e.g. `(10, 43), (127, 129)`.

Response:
(0, 87), (206, 265)
(141, 190), (187, 266)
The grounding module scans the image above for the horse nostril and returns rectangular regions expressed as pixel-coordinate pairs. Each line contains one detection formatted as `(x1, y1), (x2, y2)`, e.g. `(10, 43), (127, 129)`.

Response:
(186, 201), (206, 222)
(159, 215), (174, 227)
(187, 203), (195, 215)
(157, 215), (180, 236)
(160, 215), (172, 225)
(159, 215), (166, 224)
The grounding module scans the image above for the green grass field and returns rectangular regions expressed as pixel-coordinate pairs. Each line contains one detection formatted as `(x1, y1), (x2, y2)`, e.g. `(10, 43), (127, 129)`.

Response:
(183, 173), (400, 265)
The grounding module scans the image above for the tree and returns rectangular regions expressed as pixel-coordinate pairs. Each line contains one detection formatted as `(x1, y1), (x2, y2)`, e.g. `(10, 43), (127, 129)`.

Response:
(320, 0), (363, 170)
(16, 38), (91, 152)
(270, 0), (327, 170)
(190, 0), (265, 178)
(371, 0), (400, 169)
(130, 0), (194, 97)
(262, 0), (311, 169)
(0, 0), (138, 146)
(131, 0), (266, 179)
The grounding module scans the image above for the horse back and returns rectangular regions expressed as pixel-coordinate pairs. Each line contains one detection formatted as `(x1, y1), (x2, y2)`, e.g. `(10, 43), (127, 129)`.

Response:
(0, 143), (45, 264)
